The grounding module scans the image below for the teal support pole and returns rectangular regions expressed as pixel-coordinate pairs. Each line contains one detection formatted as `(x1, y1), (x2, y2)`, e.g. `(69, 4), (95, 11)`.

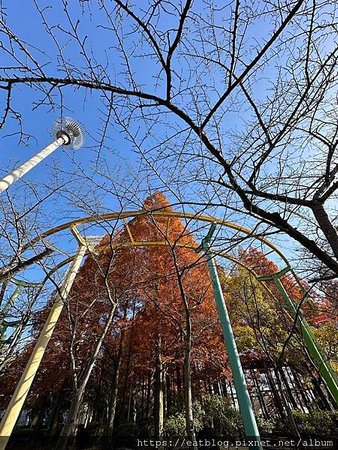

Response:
(0, 285), (23, 339)
(198, 225), (262, 448)
(272, 276), (338, 405)
(0, 279), (43, 339)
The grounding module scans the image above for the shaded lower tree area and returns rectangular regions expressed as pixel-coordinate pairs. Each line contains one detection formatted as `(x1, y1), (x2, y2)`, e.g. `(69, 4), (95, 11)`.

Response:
(0, 194), (337, 449)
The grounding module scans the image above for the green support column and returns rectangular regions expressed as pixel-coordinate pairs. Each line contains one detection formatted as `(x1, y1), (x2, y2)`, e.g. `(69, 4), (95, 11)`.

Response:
(0, 279), (42, 339)
(198, 224), (262, 449)
(270, 274), (338, 405)
(0, 285), (23, 339)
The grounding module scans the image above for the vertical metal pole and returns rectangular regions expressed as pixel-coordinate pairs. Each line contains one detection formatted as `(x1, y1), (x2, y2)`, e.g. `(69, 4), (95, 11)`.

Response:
(0, 137), (64, 194)
(273, 277), (338, 405)
(0, 285), (24, 339)
(206, 252), (262, 448)
(0, 243), (86, 450)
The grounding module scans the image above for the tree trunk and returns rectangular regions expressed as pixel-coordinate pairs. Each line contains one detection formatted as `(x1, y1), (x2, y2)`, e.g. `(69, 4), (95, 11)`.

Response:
(145, 370), (152, 419)
(107, 353), (122, 436)
(56, 385), (86, 450)
(251, 369), (269, 419)
(172, 250), (197, 445)
(183, 320), (196, 444)
(107, 297), (132, 434)
(279, 367), (298, 410)
(120, 302), (137, 419)
(49, 391), (63, 437)
(166, 373), (171, 416)
(286, 367), (308, 412)
(56, 304), (116, 450)
(154, 334), (164, 439)
(266, 368), (286, 419)
(127, 389), (132, 421)
(311, 202), (338, 261)
(0, 280), (9, 309)
(274, 367), (300, 439)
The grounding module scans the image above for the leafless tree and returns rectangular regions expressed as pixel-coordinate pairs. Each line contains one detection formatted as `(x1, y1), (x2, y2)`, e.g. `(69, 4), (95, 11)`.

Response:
(0, 2), (337, 283)
(0, 182), (68, 371)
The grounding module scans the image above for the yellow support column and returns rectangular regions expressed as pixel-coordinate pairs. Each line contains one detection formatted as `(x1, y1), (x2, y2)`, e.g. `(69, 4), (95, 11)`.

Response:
(0, 228), (87, 449)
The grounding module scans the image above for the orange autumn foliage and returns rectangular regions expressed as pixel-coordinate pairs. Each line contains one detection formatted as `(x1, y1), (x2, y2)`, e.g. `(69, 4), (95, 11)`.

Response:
(0, 193), (229, 408)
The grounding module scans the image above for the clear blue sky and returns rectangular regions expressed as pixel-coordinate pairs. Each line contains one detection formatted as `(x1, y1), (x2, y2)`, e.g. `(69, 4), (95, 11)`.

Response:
(3, 0), (332, 343)
(0, 0), (315, 277)
(0, 1), (144, 217)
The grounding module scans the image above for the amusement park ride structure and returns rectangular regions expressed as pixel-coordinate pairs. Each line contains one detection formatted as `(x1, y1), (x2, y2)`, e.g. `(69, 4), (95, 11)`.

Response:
(0, 210), (337, 450)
